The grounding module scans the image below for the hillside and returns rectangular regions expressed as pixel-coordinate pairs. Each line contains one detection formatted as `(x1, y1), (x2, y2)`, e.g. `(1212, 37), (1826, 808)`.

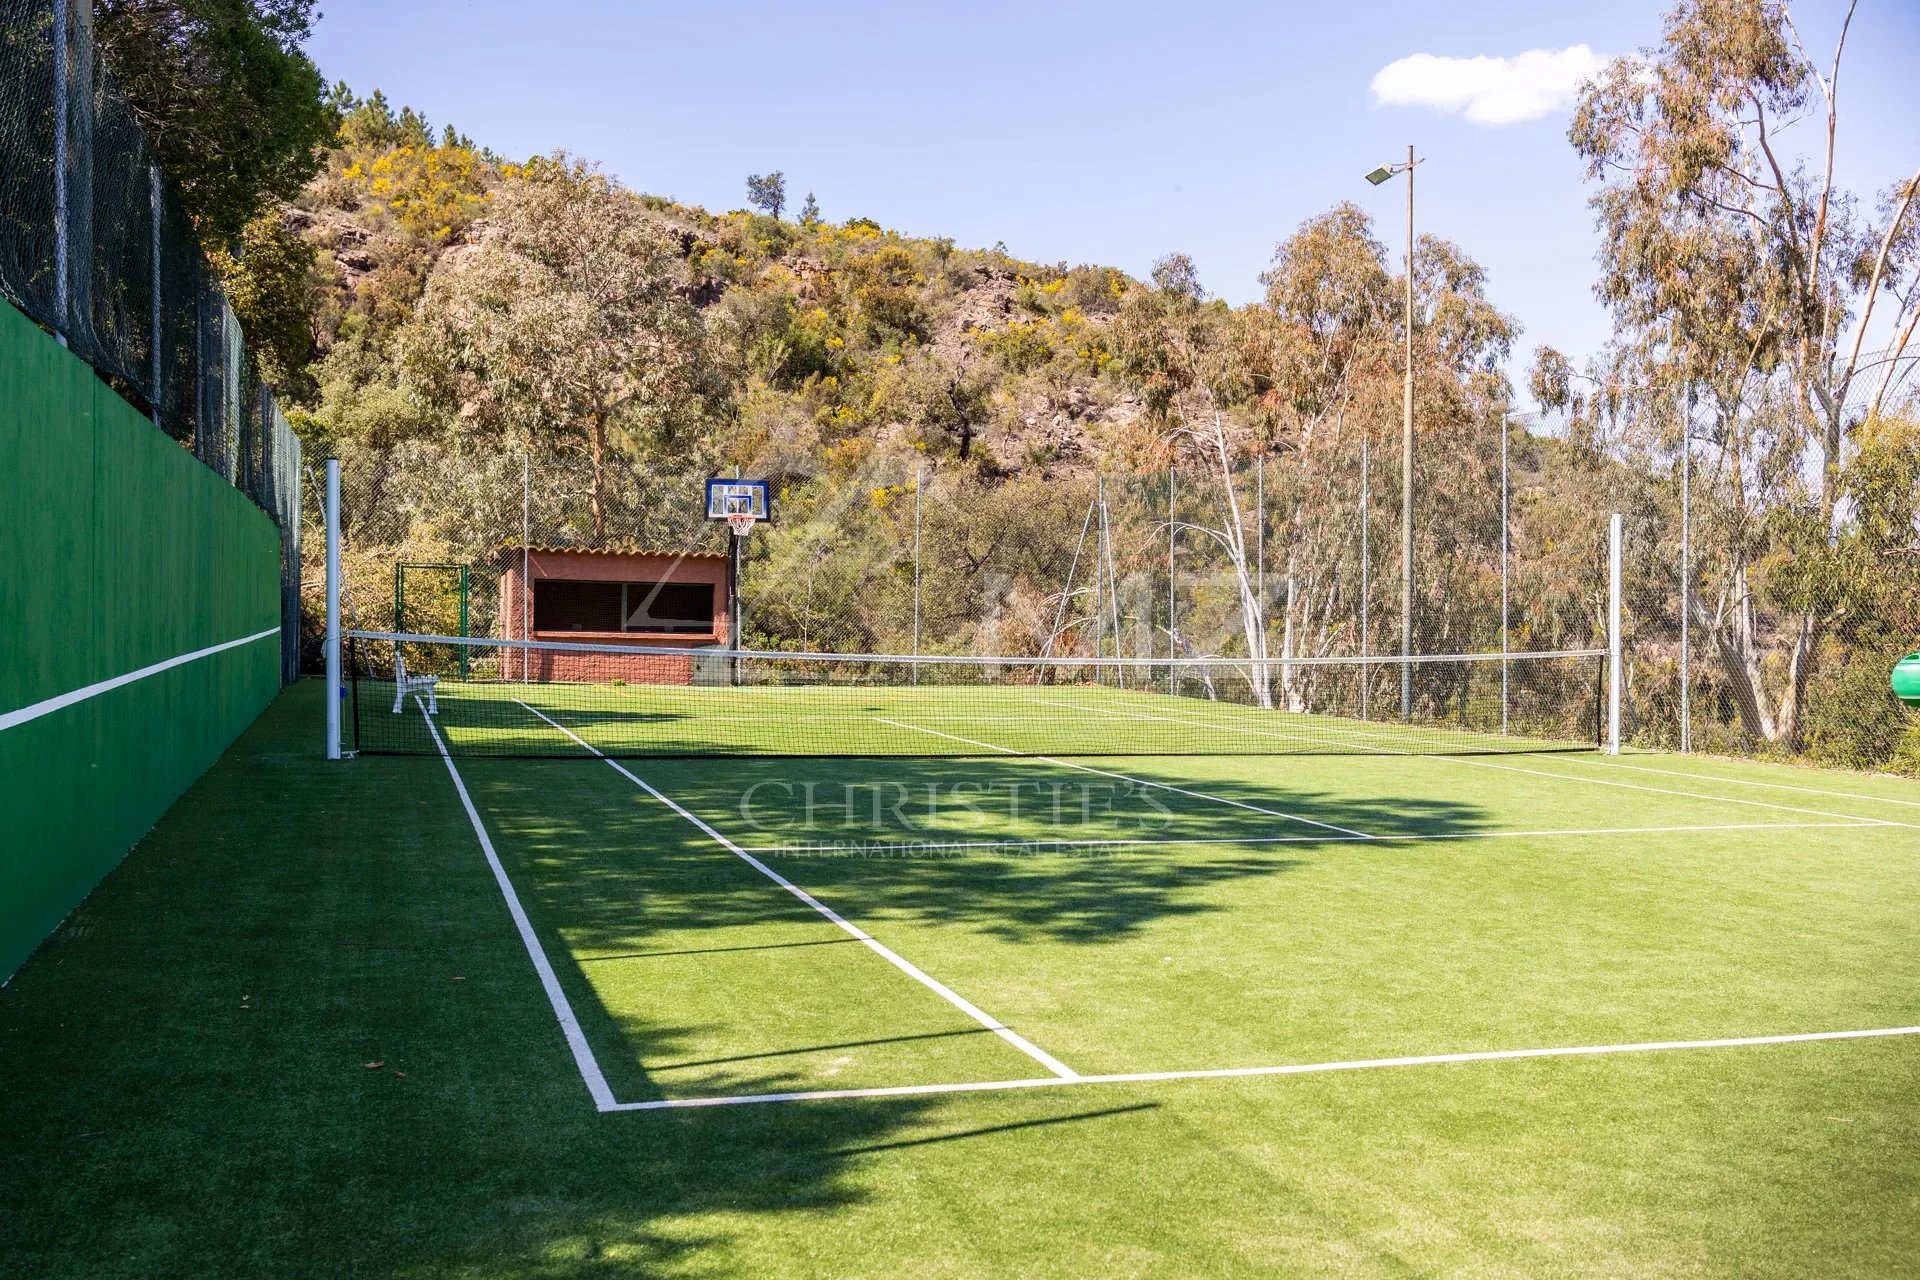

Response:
(281, 91), (1148, 484)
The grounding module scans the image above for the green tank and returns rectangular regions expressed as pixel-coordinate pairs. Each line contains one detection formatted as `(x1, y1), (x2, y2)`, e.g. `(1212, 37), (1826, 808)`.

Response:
(1895, 653), (1920, 708)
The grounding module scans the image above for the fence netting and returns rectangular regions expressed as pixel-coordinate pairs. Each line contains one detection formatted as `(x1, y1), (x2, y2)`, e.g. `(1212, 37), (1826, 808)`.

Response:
(319, 395), (1919, 774)
(0, 0), (301, 680)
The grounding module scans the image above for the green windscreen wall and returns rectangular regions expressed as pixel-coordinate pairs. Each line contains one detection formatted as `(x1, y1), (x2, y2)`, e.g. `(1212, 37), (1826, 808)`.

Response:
(0, 300), (283, 980)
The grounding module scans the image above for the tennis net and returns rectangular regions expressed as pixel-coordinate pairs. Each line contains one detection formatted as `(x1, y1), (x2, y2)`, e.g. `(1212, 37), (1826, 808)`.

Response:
(347, 631), (1605, 759)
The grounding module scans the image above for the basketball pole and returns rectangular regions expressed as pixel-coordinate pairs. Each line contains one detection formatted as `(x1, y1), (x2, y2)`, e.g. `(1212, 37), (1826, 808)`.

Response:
(728, 528), (743, 686)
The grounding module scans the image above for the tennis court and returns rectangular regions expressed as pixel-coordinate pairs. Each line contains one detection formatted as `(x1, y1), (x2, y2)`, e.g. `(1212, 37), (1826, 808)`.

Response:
(9, 677), (1919, 1276)
(348, 638), (1920, 1115)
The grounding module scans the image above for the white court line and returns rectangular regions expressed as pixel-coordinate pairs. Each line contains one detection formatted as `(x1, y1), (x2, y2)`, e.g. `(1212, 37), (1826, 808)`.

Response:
(0, 626), (279, 733)
(1021, 694), (1914, 830)
(872, 717), (1377, 840)
(605, 1023), (1920, 1110)
(418, 700), (618, 1110)
(1440, 755), (1916, 830)
(742, 819), (1886, 855)
(1019, 692), (1437, 754)
(1566, 756), (1920, 811)
(515, 701), (1080, 1082)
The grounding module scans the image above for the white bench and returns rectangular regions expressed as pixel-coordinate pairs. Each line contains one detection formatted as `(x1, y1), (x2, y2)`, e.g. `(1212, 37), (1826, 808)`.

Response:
(392, 650), (439, 715)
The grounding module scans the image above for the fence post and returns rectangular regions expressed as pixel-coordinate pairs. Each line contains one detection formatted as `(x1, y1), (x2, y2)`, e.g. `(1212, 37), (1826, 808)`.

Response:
(1255, 452), (1265, 634)
(51, 0), (70, 347)
(1500, 411), (1510, 734)
(1166, 466), (1177, 693)
(1679, 398), (1692, 754)
(1099, 478), (1124, 688)
(521, 452), (531, 682)
(1360, 435), (1370, 719)
(150, 166), (163, 425)
(1608, 511), (1623, 755)
(325, 460), (342, 760)
(912, 463), (923, 683)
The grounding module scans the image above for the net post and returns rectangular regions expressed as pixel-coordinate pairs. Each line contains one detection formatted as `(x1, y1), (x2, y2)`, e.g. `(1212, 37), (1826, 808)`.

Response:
(325, 459), (342, 761)
(1607, 511), (1623, 756)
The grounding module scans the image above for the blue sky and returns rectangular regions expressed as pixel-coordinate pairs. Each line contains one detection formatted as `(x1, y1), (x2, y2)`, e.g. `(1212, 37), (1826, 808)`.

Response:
(306, 1), (1919, 403)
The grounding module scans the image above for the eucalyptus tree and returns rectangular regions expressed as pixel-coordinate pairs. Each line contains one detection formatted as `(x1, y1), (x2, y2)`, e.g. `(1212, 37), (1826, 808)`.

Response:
(1567, 0), (1920, 746)
(402, 155), (727, 541)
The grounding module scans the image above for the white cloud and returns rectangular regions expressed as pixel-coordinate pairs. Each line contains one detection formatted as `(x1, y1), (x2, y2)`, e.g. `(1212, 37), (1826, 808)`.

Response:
(1370, 46), (1610, 126)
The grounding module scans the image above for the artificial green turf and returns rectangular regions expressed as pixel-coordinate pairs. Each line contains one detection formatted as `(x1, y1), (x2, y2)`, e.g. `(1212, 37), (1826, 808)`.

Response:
(3, 680), (1918, 1277)
(352, 668), (1598, 759)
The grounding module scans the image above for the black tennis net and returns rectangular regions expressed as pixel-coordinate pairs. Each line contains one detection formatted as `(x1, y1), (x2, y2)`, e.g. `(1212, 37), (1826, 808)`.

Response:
(347, 631), (1606, 759)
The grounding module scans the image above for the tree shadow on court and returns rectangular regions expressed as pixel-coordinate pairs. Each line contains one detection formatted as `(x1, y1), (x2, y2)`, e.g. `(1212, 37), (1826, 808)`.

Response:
(472, 755), (1493, 950)
(0, 686), (1177, 1279)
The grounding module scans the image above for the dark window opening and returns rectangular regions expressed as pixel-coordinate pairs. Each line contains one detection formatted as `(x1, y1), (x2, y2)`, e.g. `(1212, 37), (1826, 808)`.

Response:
(534, 579), (714, 634)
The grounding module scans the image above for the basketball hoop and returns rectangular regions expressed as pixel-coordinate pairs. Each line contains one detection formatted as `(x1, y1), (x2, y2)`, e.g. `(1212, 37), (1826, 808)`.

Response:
(726, 512), (757, 538)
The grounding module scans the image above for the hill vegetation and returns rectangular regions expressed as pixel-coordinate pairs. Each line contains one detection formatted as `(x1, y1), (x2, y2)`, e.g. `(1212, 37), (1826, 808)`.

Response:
(90, 0), (1919, 772)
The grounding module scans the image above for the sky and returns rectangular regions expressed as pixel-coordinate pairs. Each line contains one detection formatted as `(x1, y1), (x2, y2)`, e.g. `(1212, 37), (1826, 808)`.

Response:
(305, 1), (1920, 408)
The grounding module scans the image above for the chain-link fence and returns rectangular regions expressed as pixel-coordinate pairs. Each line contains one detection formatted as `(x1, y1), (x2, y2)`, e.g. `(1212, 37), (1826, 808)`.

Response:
(320, 371), (1920, 773)
(1, 0), (301, 680)
(318, 425), (1620, 745)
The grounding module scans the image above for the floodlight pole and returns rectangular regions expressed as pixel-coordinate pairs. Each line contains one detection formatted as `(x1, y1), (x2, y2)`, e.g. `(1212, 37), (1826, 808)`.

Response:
(1399, 143), (1415, 723)
(1365, 146), (1419, 721)
(325, 458), (341, 760)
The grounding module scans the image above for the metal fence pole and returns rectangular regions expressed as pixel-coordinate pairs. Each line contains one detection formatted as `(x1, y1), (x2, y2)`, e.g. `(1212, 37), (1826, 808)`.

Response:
(1166, 466), (1177, 694)
(1608, 511), (1623, 755)
(325, 460), (342, 760)
(521, 452), (531, 682)
(149, 166), (162, 426)
(1360, 436), (1370, 719)
(1679, 401), (1692, 754)
(51, 0), (70, 348)
(1500, 411), (1510, 735)
(1099, 478), (1124, 689)
(1255, 451), (1265, 637)
(912, 464), (923, 683)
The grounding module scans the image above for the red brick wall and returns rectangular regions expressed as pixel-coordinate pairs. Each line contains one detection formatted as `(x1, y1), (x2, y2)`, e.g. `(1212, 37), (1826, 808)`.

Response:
(497, 549), (729, 685)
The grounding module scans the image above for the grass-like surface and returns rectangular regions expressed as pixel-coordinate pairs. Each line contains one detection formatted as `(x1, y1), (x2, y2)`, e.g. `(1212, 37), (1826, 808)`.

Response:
(350, 664), (1601, 759)
(3, 680), (1918, 1277)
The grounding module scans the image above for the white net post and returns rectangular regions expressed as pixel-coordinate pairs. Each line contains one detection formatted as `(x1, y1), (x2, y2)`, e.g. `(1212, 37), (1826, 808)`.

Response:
(1607, 511), (1623, 755)
(325, 458), (342, 760)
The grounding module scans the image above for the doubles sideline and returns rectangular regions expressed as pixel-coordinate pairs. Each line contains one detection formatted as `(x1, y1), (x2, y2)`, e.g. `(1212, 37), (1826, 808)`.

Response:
(1018, 694), (1916, 830)
(604, 1025), (1920, 1111)
(418, 699), (1918, 1115)
(513, 700), (1081, 1083)
(740, 819), (1886, 856)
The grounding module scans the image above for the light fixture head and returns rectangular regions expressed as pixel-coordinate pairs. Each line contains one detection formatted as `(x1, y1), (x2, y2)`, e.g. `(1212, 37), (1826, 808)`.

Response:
(1364, 165), (1395, 186)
